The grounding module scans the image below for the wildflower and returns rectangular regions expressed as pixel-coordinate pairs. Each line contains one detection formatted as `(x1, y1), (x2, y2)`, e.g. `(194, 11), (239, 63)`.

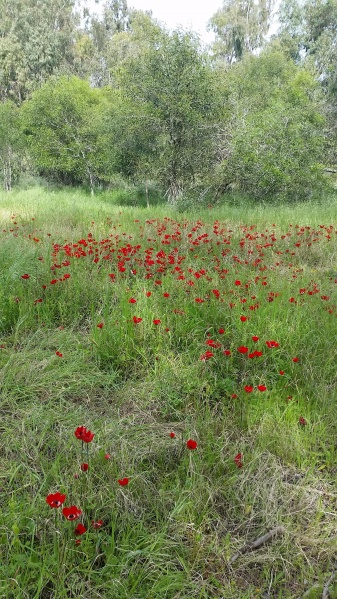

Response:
(235, 280), (241, 286)
(237, 346), (249, 354)
(257, 385), (267, 392)
(240, 316), (248, 322)
(74, 426), (86, 440)
(118, 478), (129, 486)
(244, 385), (253, 393)
(266, 340), (279, 348)
(92, 520), (103, 529)
(62, 506), (82, 521)
(186, 439), (197, 450)
(218, 328), (225, 334)
(223, 350), (231, 356)
(252, 336), (259, 342)
(279, 370), (285, 375)
(299, 416), (307, 426)
(104, 453), (111, 460)
(55, 351), (63, 357)
(74, 523), (87, 535)
(129, 298), (137, 303)
(231, 394), (238, 399)
(46, 492), (66, 508)
(153, 319), (161, 325)
(21, 274), (30, 279)
(97, 322), (104, 329)
(200, 351), (214, 361)
(169, 432), (176, 438)
(234, 453), (243, 468)
(292, 357), (299, 363)
(50, 279), (58, 284)
(80, 463), (89, 472)
(82, 430), (94, 443)
(133, 316), (142, 324)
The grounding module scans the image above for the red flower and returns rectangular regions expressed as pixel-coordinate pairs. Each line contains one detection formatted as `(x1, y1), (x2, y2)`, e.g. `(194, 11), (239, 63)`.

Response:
(104, 453), (111, 460)
(240, 316), (248, 322)
(299, 416), (307, 426)
(223, 349), (231, 356)
(21, 274), (30, 279)
(129, 298), (137, 303)
(169, 432), (176, 438)
(74, 425), (86, 440)
(237, 346), (249, 354)
(97, 322), (104, 329)
(133, 316), (142, 324)
(234, 453), (243, 468)
(292, 357), (299, 363)
(218, 328), (225, 334)
(279, 370), (285, 375)
(46, 492), (66, 508)
(118, 477), (129, 486)
(55, 351), (63, 357)
(186, 439), (197, 450)
(74, 523), (87, 535)
(234, 280), (241, 286)
(266, 340), (279, 348)
(163, 293), (170, 297)
(200, 351), (214, 361)
(82, 430), (94, 443)
(50, 279), (58, 284)
(252, 336), (259, 342)
(153, 319), (161, 325)
(231, 394), (238, 399)
(80, 463), (89, 472)
(244, 385), (253, 393)
(92, 520), (103, 529)
(257, 385), (267, 392)
(62, 506), (82, 520)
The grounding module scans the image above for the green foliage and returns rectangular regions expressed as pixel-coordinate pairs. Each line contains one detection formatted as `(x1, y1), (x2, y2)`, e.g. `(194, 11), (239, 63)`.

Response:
(20, 76), (113, 190)
(209, 0), (276, 64)
(117, 29), (222, 201)
(0, 101), (28, 190)
(218, 48), (330, 201)
(0, 0), (78, 103)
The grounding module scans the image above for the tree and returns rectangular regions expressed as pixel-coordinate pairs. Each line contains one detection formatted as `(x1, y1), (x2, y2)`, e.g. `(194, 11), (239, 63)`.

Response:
(0, 0), (79, 103)
(0, 101), (26, 190)
(208, 0), (276, 64)
(116, 29), (223, 201)
(20, 76), (112, 192)
(217, 47), (330, 200)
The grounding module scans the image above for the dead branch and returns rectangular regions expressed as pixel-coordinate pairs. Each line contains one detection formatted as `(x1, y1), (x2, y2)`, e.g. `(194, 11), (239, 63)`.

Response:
(229, 526), (286, 564)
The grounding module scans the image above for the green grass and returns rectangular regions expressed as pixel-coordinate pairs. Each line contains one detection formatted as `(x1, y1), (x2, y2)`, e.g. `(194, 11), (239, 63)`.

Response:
(1, 186), (337, 598)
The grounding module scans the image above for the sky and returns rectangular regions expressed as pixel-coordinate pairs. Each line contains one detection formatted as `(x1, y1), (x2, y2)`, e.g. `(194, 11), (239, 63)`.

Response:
(87, 0), (281, 46)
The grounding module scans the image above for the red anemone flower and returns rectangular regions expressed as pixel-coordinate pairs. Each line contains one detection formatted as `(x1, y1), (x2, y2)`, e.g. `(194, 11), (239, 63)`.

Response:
(237, 346), (249, 354)
(153, 319), (161, 325)
(104, 453), (111, 460)
(244, 385), (253, 393)
(80, 463), (89, 472)
(46, 492), (66, 508)
(92, 520), (103, 529)
(252, 336), (259, 342)
(240, 316), (248, 322)
(118, 477), (129, 486)
(62, 506), (82, 520)
(74, 425), (86, 440)
(82, 430), (94, 443)
(133, 316), (142, 324)
(186, 439), (197, 450)
(292, 357), (299, 363)
(21, 274), (30, 279)
(74, 523), (87, 535)
(257, 385), (267, 392)
(234, 453), (243, 468)
(299, 416), (307, 426)
(169, 432), (176, 438)
(97, 322), (104, 329)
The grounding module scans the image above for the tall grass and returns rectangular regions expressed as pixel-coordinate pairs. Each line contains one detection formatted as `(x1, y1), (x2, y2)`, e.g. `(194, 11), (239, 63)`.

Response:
(1, 187), (337, 598)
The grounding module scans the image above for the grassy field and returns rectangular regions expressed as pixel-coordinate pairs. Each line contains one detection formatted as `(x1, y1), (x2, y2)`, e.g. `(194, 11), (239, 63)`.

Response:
(1, 187), (337, 599)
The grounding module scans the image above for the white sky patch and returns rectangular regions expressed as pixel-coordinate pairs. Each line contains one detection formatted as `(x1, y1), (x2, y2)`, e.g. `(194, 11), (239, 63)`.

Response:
(85, 0), (281, 45)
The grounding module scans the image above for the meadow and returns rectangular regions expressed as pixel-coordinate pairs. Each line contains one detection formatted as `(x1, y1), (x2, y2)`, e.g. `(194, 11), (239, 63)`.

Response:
(1, 187), (337, 599)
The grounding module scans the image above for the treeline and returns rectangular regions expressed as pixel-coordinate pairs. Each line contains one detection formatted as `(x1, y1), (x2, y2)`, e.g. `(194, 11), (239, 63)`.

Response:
(0, 0), (336, 203)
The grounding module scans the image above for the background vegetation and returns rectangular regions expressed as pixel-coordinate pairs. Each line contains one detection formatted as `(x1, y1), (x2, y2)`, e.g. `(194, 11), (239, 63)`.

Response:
(0, 0), (336, 203)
